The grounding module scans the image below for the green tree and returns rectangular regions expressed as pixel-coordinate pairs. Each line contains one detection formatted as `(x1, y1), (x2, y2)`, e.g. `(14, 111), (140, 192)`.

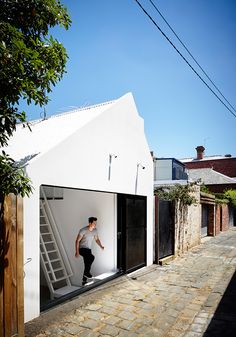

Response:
(0, 0), (71, 199)
(0, 2), (71, 315)
(224, 189), (236, 208)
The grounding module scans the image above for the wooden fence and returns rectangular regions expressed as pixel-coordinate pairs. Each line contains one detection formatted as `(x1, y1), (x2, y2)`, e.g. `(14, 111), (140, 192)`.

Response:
(0, 194), (24, 337)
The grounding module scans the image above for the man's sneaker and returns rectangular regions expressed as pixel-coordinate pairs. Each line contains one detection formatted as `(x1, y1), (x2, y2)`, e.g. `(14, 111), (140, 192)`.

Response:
(84, 272), (93, 279)
(82, 274), (94, 286)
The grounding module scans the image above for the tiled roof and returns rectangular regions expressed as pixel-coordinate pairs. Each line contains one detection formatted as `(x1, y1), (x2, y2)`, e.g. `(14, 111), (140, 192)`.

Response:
(188, 168), (236, 185)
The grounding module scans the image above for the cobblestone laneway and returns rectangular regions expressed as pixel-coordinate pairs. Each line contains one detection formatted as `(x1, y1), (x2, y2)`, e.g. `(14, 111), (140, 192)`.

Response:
(25, 228), (236, 337)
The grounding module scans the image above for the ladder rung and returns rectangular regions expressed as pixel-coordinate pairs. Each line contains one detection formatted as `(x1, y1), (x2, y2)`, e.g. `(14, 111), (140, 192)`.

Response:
(40, 242), (53, 246)
(41, 232), (52, 236)
(48, 269), (65, 275)
(50, 258), (60, 262)
(52, 276), (69, 283)
(54, 267), (64, 272)
(47, 249), (57, 253)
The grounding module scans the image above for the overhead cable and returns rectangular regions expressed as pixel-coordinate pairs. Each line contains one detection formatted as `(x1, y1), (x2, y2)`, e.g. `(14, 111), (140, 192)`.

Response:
(134, 0), (236, 119)
(148, 0), (236, 116)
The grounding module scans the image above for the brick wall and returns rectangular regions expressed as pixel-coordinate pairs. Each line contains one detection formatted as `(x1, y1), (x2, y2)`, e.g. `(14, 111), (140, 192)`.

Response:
(208, 205), (215, 236)
(214, 203), (230, 233)
(206, 184), (236, 194)
(221, 204), (229, 231)
(215, 204), (221, 235)
(185, 157), (236, 177)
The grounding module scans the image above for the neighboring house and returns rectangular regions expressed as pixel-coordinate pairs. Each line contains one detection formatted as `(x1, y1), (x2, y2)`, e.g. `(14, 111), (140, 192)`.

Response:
(153, 157), (188, 188)
(187, 168), (236, 193)
(181, 146), (236, 231)
(152, 155), (201, 262)
(181, 146), (236, 192)
(4, 92), (154, 323)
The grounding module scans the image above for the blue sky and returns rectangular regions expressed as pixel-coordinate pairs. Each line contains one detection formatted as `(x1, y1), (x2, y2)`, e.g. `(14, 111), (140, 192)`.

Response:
(25, 0), (236, 159)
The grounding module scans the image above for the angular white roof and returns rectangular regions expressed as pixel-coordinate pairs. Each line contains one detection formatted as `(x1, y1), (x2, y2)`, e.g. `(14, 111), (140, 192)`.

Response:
(3, 97), (120, 165)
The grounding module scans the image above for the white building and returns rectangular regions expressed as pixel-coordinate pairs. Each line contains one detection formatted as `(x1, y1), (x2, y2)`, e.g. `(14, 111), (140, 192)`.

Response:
(5, 93), (154, 322)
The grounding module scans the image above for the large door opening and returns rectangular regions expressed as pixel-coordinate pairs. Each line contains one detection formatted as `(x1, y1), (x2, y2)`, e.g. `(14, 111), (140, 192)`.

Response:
(40, 186), (148, 311)
(40, 185), (119, 310)
(117, 194), (147, 273)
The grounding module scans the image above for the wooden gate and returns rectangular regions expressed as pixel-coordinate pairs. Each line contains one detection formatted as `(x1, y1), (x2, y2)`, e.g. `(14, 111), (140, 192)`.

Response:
(0, 194), (24, 337)
(154, 196), (174, 263)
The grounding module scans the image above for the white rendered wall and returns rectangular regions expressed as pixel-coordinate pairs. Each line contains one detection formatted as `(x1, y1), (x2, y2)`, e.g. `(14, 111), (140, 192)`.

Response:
(25, 94), (152, 196)
(47, 188), (117, 286)
(22, 93), (153, 322)
(174, 186), (201, 255)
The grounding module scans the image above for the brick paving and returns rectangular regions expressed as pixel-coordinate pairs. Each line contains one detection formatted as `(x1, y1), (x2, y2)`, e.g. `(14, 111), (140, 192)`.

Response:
(25, 228), (236, 337)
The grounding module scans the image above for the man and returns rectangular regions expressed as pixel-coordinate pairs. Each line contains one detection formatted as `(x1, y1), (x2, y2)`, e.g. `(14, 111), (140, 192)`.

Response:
(75, 217), (104, 285)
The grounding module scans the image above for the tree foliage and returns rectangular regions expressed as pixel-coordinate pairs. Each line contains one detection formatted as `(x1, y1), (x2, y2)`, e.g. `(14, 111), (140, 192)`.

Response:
(0, 0), (71, 197)
(200, 183), (210, 194)
(223, 189), (236, 208)
(0, 151), (32, 198)
(200, 185), (236, 207)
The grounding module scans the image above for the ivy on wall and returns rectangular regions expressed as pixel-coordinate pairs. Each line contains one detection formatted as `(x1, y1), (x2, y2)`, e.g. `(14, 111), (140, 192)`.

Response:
(154, 183), (197, 206)
(200, 185), (236, 207)
(224, 189), (236, 207)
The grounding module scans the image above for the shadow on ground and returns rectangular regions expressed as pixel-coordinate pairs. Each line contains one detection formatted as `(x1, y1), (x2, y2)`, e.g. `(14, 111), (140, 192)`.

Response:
(203, 270), (236, 337)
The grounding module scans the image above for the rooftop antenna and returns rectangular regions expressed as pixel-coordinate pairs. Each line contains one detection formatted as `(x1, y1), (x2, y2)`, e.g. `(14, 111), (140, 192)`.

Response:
(203, 137), (210, 149)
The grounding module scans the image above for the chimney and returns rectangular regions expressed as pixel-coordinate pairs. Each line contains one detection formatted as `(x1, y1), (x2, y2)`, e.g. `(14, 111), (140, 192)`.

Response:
(196, 146), (205, 160)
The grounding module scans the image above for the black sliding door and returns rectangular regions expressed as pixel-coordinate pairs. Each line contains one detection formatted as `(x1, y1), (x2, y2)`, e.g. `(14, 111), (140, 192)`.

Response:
(117, 194), (147, 273)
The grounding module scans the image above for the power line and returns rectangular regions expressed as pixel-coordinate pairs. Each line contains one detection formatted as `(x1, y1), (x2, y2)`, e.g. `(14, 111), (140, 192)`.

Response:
(134, 0), (236, 119)
(148, 0), (236, 116)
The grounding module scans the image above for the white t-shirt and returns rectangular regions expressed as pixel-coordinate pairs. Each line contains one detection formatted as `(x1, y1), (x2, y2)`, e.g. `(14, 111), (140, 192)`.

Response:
(79, 226), (98, 249)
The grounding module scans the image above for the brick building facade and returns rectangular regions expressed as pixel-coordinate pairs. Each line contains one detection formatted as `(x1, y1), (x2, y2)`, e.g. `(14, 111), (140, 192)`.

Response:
(181, 146), (236, 193)
(182, 146), (236, 178)
(215, 203), (230, 235)
(182, 146), (235, 230)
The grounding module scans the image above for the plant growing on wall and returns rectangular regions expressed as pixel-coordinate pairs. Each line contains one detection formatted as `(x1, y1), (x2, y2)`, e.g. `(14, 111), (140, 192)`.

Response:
(155, 183), (198, 254)
(223, 189), (236, 208)
(200, 184), (210, 194)
(155, 183), (197, 206)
